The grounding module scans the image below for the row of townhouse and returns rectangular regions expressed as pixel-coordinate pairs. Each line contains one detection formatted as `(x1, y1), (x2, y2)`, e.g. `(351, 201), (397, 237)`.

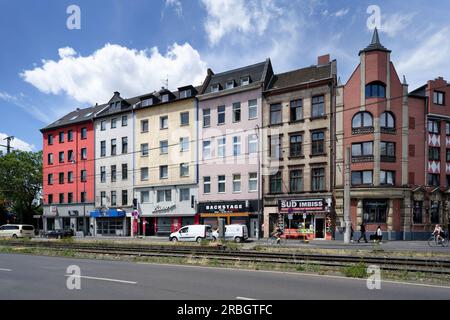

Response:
(41, 29), (450, 240)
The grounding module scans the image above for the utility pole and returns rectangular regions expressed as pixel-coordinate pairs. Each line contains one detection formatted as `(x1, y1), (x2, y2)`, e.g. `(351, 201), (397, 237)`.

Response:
(256, 124), (262, 240)
(344, 147), (351, 243)
(3, 136), (14, 154)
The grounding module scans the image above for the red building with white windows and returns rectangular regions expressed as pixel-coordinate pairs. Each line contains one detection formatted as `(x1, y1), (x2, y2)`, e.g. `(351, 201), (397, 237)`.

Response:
(41, 105), (103, 234)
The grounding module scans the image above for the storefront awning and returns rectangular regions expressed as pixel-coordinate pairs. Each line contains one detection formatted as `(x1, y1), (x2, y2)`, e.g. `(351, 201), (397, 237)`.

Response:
(90, 209), (126, 218)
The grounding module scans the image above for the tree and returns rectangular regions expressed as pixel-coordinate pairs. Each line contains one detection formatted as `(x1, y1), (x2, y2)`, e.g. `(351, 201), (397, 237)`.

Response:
(0, 150), (42, 224)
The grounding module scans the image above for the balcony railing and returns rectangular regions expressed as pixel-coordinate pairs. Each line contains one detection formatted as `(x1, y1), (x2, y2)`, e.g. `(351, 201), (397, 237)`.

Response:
(352, 155), (374, 163)
(381, 155), (396, 163)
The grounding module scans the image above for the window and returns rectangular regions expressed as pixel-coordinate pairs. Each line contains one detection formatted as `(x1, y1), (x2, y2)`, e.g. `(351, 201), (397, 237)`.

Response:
(433, 91), (445, 105)
(122, 137), (128, 154)
(111, 118), (117, 129)
(122, 163), (128, 180)
(160, 140), (168, 154)
(180, 112), (189, 126)
(248, 99), (257, 119)
(447, 149), (450, 162)
(352, 112), (373, 129)
(111, 139), (117, 156)
(157, 190), (167, 202)
(226, 81), (234, 90)
(111, 191), (117, 206)
(48, 134), (54, 145)
(180, 89), (192, 98)
(232, 102), (241, 122)
(48, 174), (53, 185)
(141, 143), (149, 157)
(203, 176), (211, 194)
(180, 137), (189, 152)
(365, 82), (386, 98)
(380, 112), (395, 129)
(59, 151), (64, 163)
(48, 153), (54, 165)
(352, 142), (373, 157)
(180, 188), (190, 202)
(180, 163), (189, 177)
(363, 199), (388, 223)
(160, 116), (168, 129)
(270, 104), (282, 125)
(311, 131), (325, 155)
(290, 134), (303, 157)
(270, 172), (282, 193)
(122, 115), (128, 127)
(211, 84), (220, 92)
(68, 193), (73, 204)
(290, 169), (303, 193)
(428, 120), (440, 134)
(312, 168), (325, 191)
(380, 170), (395, 185)
(58, 172), (64, 184)
(141, 119), (149, 133)
(270, 135), (282, 159)
(59, 193), (64, 204)
(351, 171), (373, 186)
(290, 99), (303, 122)
(203, 109), (211, 127)
(81, 192), (86, 203)
(311, 95), (325, 118)
(68, 130), (73, 141)
(111, 165), (117, 182)
(165, 190), (172, 202)
(68, 150), (74, 162)
(446, 123), (450, 136)
(100, 141), (106, 157)
(413, 201), (423, 224)
(101, 120), (106, 131)
(218, 105), (225, 124)
(100, 166), (106, 183)
(100, 192), (106, 206)
(248, 134), (258, 154)
(81, 148), (87, 160)
(203, 140), (211, 159)
(429, 147), (440, 161)
(248, 172), (258, 192)
(428, 173), (440, 186)
(141, 191), (149, 203)
(218, 175), (226, 193)
(141, 167), (149, 181)
(233, 136), (241, 156)
(59, 132), (64, 143)
(217, 137), (226, 158)
(122, 190), (128, 206)
(68, 171), (73, 183)
(48, 194), (53, 204)
(160, 165), (168, 179)
(162, 94), (169, 103)
(241, 76), (250, 86)
(81, 170), (87, 182)
(380, 142), (395, 157)
(142, 98), (153, 107)
(233, 174), (241, 193)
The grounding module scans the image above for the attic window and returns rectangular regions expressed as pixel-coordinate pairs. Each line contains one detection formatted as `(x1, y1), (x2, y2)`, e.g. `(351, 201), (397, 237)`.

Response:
(241, 77), (250, 86)
(211, 84), (220, 93)
(84, 112), (93, 117)
(142, 98), (153, 107)
(70, 115), (78, 121)
(162, 94), (169, 103)
(180, 89), (192, 99)
(226, 81), (234, 90)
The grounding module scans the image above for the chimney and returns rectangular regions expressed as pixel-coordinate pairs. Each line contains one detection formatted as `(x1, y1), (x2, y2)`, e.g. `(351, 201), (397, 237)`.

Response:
(114, 91), (120, 96)
(318, 54), (330, 65)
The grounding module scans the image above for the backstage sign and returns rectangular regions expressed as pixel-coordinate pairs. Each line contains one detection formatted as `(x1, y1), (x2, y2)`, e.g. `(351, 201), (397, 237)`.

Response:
(278, 199), (325, 213)
(199, 201), (247, 213)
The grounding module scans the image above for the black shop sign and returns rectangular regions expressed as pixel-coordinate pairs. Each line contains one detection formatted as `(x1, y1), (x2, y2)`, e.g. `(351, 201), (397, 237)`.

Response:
(278, 199), (325, 213)
(198, 201), (248, 213)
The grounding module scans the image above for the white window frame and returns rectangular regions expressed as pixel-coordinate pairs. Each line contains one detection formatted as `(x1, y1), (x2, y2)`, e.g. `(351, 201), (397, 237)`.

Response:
(248, 172), (258, 192)
(233, 174), (241, 193)
(218, 137), (226, 158)
(248, 99), (258, 119)
(233, 136), (241, 156)
(218, 175), (226, 193)
(203, 176), (211, 194)
(203, 140), (211, 160)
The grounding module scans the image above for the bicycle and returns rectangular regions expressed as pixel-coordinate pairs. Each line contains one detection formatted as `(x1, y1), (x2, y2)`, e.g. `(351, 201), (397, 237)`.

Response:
(266, 234), (287, 245)
(427, 233), (449, 247)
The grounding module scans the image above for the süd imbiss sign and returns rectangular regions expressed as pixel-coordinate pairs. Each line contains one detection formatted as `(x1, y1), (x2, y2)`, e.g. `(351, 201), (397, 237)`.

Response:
(278, 199), (325, 213)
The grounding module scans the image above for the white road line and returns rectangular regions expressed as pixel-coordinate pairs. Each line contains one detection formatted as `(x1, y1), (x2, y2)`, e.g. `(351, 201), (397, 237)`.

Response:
(0, 268), (12, 272)
(65, 275), (137, 285)
(236, 296), (257, 300)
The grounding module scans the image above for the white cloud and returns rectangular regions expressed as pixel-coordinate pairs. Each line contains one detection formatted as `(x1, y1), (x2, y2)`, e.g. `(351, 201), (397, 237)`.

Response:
(165, 0), (183, 17)
(333, 8), (349, 17)
(380, 13), (416, 37)
(21, 43), (208, 105)
(0, 133), (35, 153)
(0, 91), (18, 103)
(0, 91), (53, 123)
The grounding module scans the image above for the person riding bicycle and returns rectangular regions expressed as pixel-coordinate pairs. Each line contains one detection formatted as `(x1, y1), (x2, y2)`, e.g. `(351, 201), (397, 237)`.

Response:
(271, 225), (284, 244)
(433, 224), (445, 243)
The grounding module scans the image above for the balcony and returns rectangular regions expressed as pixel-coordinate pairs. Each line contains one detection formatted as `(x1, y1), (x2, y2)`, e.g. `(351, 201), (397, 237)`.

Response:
(352, 126), (374, 135)
(381, 155), (396, 163)
(380, 127), (396, 135)
(352, 155), (374, 163)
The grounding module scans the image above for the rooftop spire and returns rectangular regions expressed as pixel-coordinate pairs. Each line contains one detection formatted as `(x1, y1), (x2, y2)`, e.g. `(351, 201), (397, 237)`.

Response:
(371, 27), (381, 45)
(359, 27), (391, 55)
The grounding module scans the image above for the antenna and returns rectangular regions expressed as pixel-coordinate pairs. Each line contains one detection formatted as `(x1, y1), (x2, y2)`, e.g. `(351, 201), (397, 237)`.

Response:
(161, 75), (169, 89)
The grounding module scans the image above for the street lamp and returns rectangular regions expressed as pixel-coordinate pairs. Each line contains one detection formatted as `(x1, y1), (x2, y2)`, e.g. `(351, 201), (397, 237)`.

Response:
(72, 156), (86, 237)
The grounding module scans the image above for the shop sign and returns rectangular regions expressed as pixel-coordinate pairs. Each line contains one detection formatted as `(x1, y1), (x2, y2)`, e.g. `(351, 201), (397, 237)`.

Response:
(199, 201), (247, 213)
(278, 199), (325, 213)
(153, 204), (176, 214)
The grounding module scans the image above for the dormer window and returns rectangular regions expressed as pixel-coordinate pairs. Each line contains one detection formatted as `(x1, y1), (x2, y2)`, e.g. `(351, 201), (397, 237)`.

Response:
(226, 81), (235, 90)
(211, 84), (220, 93)
(142, 98), (153, 107)
(180, 89), (192, 99)
(241, 76), (250, 86)
(162, 94), (169, 103)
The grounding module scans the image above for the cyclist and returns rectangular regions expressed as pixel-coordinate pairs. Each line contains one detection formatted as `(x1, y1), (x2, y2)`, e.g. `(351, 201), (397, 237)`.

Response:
(271, 225), (284, 244)
(433, 224), (445, 243)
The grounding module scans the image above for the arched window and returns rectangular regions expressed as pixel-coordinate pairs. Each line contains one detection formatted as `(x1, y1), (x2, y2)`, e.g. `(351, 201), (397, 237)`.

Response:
(352, 112), (373, 129)
(365, 81), (386, 98)
(380, 112), (395, 129)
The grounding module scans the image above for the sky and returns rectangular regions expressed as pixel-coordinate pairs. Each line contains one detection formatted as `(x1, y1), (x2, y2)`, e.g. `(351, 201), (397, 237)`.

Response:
(0, 0), (449, 153)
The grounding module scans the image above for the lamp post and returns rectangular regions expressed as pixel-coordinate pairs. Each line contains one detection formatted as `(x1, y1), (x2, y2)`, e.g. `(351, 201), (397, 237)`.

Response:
(72, 156), (86, 237)
(255, 124), (262, 240)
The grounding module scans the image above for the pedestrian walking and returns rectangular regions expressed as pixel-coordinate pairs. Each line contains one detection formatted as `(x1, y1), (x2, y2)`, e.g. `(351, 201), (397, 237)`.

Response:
(350, 223), (354, 242)
(357, 223), (368, 243)
(376, 226), (383, 243)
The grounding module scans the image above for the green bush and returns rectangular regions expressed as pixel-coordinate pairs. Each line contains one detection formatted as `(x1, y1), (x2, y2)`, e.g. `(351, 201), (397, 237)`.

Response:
(343, 263), (367, 278)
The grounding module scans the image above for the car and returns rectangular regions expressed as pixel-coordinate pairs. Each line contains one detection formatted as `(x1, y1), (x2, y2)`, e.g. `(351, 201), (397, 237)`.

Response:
(169, 225), (213, 243)
(46, 229), (74, 239)
(0, 224), (35, 239)
(212, 224), (249, 243)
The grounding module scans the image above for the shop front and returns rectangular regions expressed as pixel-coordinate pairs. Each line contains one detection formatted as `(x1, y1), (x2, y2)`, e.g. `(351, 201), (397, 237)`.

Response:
(90, 208), (129, 237)
(43, 204), (93, 235)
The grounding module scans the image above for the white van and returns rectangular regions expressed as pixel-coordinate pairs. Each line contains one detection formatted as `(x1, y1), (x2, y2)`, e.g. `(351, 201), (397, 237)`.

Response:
(0, 224), (35, 238)
(169, 225), (213, 243)
(212, 224), (248, 243)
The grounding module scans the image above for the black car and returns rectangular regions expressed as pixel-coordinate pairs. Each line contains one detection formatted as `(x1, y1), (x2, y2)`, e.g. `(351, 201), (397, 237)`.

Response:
(46, 229), (74, 239)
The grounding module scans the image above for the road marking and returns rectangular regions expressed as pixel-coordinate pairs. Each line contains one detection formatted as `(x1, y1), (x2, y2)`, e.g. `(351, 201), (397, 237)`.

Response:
(0, 268), (12, 272)
(236, 296), (256, 300)
(65, 275), (137, 285)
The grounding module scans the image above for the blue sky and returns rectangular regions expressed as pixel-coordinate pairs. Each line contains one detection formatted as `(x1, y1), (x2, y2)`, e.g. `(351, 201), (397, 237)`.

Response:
(1, 0), (449, 152)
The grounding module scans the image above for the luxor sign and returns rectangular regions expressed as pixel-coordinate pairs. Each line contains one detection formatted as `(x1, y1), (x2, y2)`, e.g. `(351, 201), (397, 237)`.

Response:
(278, 199), (325, 213)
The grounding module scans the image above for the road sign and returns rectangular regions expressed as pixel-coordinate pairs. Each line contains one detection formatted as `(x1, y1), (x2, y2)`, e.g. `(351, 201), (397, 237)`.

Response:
(303, 213), (307, 220)
(288, 214), (293, 220)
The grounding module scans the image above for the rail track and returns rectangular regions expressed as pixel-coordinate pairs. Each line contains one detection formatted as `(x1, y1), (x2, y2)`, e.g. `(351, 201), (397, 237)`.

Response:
(1, 240), (450, 275)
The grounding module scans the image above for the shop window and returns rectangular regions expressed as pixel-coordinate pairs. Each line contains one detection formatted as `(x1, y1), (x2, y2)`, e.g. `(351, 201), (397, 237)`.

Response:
(413, 201), (423, 224)
(430, 201), (440, 224)
(365, 81), (386, 98)
(363, 199), (388, 223)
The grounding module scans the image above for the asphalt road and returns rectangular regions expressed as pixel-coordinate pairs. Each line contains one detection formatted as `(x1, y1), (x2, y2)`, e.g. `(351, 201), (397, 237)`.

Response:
(0, 253), (449, 300)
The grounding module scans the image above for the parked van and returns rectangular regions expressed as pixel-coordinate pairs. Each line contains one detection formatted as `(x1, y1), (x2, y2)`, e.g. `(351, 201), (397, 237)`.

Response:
(0, 224), (35, 238)
(212, 224), (248, 243)
(169, 225), (213, 243)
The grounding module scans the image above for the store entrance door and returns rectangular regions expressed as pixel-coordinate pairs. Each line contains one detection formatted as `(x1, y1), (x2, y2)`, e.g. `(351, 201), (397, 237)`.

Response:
(315, 218), (325, 239)
(250, 219), (258, 238)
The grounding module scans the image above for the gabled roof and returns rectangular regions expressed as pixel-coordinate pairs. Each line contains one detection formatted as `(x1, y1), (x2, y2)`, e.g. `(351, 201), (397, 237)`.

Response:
(409, 84), (427, 98)
(359, 28), (391, 55)
(134, 85), (200, 110)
